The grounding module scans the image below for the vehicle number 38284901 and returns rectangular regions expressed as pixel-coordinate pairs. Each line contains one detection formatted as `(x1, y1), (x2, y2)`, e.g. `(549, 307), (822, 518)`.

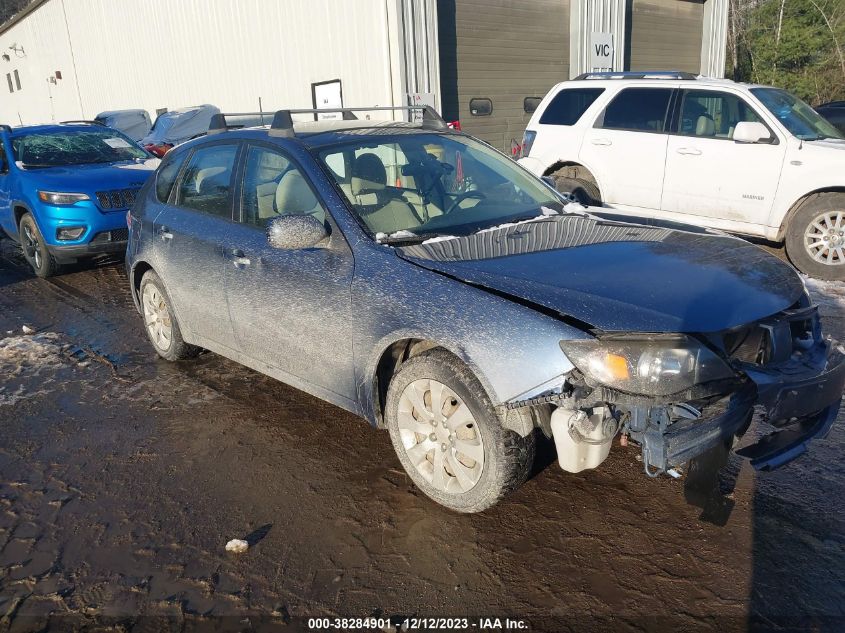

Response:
(307, 617), (528, 630)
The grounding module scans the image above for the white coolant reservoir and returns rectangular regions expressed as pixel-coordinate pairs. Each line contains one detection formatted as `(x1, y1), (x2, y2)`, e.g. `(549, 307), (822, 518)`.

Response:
(550, 407), (613, 473)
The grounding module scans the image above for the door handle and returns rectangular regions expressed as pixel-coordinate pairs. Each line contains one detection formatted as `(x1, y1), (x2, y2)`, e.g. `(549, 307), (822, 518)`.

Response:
(676, 147), (702, 156)
(229, 248), (251, 268)
(157, 226), (173, 241)
(591, 138), (612, 146)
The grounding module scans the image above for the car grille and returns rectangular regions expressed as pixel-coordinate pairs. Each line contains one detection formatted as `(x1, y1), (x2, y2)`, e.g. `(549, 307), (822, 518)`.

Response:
(89, 228), (129, 244)
(95, 188), (139, 210)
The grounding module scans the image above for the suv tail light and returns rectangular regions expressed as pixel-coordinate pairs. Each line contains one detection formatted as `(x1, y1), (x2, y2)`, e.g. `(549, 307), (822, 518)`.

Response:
(144, 143), (173, 158)
(447, 120), (461, 131)
(521, 130), (537, 158)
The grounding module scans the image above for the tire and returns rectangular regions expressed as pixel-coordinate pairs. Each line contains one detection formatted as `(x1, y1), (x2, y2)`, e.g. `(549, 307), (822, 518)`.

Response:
(551, 175), (602, 207)
(18, 213), (59, 278)
(385, 348), (535, 513)
(784, 193), (845, 281)
(139, 270), (200, 361)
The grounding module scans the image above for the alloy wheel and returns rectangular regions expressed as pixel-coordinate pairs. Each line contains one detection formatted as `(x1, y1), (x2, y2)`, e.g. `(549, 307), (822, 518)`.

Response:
(804, 211), (845, 266)
(22, 223), (42, 270)
(396, 378), (485, 494)
(142, 283), (173, 353)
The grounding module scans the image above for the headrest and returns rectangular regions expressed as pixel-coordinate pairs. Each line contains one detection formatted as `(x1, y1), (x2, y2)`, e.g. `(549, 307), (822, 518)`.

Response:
(275, 170), (319, 215)
(696, 115), (715, 137)
(351, 153), (387, 195)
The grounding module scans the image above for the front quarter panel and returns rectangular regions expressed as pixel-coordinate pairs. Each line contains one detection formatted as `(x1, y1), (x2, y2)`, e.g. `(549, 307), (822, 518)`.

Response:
(352, 244), (589, 424)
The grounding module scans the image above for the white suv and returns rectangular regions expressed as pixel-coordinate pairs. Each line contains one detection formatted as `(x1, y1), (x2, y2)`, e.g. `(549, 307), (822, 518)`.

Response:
(518, 71), (845, 280)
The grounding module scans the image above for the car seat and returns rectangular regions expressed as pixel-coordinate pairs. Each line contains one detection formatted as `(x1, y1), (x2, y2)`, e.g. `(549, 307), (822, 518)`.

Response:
(350, 153), (422, 234)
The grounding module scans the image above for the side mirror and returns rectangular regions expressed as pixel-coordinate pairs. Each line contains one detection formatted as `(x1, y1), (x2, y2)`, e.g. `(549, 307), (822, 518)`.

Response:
(267, 214), (328, 250)
(733, 121), (772, 144)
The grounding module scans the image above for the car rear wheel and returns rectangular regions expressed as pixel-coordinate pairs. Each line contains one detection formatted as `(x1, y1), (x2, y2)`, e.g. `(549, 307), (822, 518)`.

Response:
(551, 175), (602, 207)
(18, 213), (59, 278)
(785, 193), (845, 281)
(385, 348), (535, 513)
(140, 270), (199, 361)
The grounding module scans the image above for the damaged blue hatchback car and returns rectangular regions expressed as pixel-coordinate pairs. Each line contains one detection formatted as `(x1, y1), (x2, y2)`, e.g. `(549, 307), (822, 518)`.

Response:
(126, 107), (845, 512)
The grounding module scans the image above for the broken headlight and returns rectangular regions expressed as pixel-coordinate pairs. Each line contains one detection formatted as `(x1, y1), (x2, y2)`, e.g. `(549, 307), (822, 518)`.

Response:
(559, 334), (736, 396)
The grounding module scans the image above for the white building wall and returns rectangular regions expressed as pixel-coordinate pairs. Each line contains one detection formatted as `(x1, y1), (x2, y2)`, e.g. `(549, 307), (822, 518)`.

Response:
(569, 0), (627, 76)
(0, 0), (431, 126)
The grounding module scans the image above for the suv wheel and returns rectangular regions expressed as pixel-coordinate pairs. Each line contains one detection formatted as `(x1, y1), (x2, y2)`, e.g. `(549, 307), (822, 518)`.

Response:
(140, 270), (200, 361)
(785, 193), (845, 281)
(551, 175), (602, 207)
(385, 348), (535, 513)
(19, 213), (59, 278)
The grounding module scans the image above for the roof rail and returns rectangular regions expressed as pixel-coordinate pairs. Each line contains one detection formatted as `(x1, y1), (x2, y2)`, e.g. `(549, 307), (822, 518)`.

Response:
(207, 111), (278, 135)
(59, 119), (107, 126)
(573, 71), (698, 81)
(210, 106), (448, 137)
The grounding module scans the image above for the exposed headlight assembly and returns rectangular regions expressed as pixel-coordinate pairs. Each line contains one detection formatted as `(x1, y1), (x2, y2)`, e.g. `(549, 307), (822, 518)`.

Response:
(38, 191), (90, 205)
(560, 334), (736, 397)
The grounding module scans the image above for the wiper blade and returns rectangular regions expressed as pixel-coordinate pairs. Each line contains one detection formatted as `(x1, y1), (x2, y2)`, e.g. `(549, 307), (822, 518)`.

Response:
(375, 231), (448, 245)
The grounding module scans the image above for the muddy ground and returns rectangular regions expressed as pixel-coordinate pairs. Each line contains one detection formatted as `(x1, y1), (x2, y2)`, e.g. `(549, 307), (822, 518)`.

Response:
(0, 238), (843, 633)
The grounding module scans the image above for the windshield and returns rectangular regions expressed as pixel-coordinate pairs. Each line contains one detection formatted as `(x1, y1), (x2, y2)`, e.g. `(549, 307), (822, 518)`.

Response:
(12, 129), (148, 167)
(316, 133), (563, 240)
(751, 87), (844, 141)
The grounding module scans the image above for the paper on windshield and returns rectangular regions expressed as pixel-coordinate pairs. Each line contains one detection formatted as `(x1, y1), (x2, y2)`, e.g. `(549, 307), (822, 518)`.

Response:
(103, 137), (133, 149)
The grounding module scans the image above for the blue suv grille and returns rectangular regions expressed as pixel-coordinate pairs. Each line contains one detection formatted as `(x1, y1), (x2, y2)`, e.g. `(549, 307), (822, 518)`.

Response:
(95, 188), (139, 210)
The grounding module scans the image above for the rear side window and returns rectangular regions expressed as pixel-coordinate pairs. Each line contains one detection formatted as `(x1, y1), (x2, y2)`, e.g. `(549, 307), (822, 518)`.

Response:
(176, 144), (238, 218)
(539, 88), (604, 126)
(155, 154), (184, 202)
(597, 88), (673, 133)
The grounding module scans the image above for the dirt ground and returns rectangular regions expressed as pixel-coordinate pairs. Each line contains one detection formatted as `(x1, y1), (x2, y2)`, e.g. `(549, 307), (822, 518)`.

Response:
(0, 239), (843, 633)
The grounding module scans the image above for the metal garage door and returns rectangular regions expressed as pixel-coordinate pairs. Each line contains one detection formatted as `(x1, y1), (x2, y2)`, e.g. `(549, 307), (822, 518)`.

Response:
(438, 0), (570, 153)
(629, 0), (704, 74)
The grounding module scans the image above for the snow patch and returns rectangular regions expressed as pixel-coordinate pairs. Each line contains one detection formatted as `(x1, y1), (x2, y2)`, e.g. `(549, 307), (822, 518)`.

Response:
(802, 275), (845, 315)
(0, 333), (65, 375)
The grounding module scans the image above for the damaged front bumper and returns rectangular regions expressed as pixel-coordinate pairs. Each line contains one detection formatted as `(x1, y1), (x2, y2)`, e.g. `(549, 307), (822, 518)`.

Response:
(524, 315), (845, 478)
(635, 336), (844, 474)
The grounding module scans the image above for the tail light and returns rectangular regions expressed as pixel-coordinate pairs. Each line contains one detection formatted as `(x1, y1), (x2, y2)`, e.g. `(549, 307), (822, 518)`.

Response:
(447, 120), (461, 131)
(520, 130), (537, 158)
(126, 210), (132, 228)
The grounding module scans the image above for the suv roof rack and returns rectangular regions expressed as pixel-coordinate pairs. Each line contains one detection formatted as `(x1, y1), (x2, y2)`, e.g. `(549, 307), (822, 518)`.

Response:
(59, 119), (107, 126)
(573, 71), (698, 81)
(208, 106), (448, 137)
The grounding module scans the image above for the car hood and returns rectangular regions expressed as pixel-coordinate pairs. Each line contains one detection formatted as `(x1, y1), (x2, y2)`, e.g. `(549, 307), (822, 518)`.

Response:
(397, 215), (805, 333)
(18, 159), (159, 192)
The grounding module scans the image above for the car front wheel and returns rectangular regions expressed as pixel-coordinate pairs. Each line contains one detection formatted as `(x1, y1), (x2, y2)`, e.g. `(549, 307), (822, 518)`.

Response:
(785, 193), (845, 281)
(18, 213), (59, 278)
(140, 270), (199, 361)
(385, 348), (535, 513)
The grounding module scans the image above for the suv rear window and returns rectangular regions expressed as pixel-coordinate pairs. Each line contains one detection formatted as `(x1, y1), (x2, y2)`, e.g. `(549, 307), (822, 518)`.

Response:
(539, 88), (604, 126)
(597, 88), (673, 133)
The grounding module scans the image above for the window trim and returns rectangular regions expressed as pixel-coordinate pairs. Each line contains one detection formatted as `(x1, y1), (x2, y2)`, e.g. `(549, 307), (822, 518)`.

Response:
(236, 140), (335, 235)
(171, 141), (243, 222)
(593, 87), (675, 135)
(469, 98), (493, 117)
(669, 88), (779, 145)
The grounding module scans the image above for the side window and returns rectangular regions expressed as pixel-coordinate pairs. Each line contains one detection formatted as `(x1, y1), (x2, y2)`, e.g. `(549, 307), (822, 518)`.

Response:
(0, 145), (7, 173)
(240, 145), (326, 227)
(678, 90), (764, 140)
(597, 88), (673, 133)
(539, 88), (605, 126)
(155, 153), (185, 202)
(176, 144), (238, 218)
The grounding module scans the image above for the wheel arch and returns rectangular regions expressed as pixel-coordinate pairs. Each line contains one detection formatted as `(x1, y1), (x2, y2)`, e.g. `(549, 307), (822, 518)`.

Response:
(366, 335), (499, 430)
(776, 187), (845, 241)
(542, 160), (602, 195)
(130, 260), (155, 312)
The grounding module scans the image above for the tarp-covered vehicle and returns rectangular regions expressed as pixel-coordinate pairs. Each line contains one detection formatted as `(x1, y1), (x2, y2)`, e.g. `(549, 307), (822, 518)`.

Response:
(140, 104), (220, 157)
(95, 109), (152, 142)
(126, 107), (845, 513)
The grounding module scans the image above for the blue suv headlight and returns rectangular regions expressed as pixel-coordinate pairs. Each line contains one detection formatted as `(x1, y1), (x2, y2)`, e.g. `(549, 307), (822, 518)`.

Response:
(38, 191), (90, 205)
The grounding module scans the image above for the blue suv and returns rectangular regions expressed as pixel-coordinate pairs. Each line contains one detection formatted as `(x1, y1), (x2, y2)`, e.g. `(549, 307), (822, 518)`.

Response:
(0, 121), (159, 277)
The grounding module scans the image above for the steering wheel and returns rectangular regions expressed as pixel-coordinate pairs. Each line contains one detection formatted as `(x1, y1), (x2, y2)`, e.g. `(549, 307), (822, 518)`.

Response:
(443, 190), (486, 215)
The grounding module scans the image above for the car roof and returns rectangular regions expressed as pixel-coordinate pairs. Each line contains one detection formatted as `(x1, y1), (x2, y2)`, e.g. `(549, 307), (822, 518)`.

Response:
(556, 74), (768, 91)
